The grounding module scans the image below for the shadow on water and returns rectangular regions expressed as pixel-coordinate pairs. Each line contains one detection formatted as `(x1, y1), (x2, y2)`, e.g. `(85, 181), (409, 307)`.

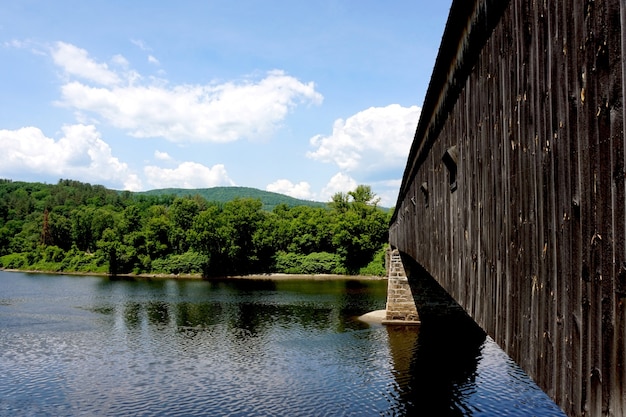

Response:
(393, 317), (486, 416)
(385, 258), (566, 417)
(386, 295), (486, 415)
(384, 256), (487, 416)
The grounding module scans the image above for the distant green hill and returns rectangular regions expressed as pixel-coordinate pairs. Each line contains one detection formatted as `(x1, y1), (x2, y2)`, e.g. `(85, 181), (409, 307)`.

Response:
(136, 186), (329, 211)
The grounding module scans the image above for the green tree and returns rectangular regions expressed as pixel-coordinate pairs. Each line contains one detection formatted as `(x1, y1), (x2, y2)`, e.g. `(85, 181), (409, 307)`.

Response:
(49, 212), (72, 251)
(144, 212), (172, 259)
(169, 197), (200, 253)
(272, 205), (333, 255)
(348, 184), (380, 207)
(0, 179), (390, 277)
(120, 205), (142, 235)
(97, 228), (120, 275)
(190, 204), (231, 276)
(331, 186), (388, 273)
(97, 227), (138, 275)
(70, 207), (94, 251)
(91, 207), (117, 244)
(220, 198), (264, 274)
(330, 191), (350, 213)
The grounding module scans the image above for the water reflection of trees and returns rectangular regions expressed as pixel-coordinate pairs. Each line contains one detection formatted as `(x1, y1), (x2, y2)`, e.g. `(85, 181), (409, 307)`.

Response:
(175, 302), (222, 328)
(123, 302), (142, 328)
(146, 301), (169, 325)
(87, 274), (490, 414)
(104, 278), (387, 338)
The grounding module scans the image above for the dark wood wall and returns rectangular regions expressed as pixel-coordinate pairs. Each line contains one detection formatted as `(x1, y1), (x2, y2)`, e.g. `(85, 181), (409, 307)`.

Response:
(390, 0), (626, 415)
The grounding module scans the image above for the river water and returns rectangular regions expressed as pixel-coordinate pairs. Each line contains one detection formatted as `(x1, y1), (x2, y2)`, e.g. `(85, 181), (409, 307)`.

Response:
(0, 271), (565, 416)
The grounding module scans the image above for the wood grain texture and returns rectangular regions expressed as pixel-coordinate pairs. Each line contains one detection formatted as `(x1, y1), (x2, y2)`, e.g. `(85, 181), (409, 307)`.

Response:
(390, 1), (626, 415)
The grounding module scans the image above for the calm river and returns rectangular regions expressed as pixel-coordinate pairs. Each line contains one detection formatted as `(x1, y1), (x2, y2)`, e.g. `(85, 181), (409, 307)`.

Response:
(0, 271), (565, 416)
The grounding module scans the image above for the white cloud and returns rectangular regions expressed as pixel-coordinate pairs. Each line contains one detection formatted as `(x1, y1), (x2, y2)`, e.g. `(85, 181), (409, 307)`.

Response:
(266, 179), (313, 200)
(4, 38), (48, 56)
(144, 162), (235, 189)
(306, 105), (419, 207)
(369, 179), (403, 208)
(131, 39), (151, 51)
(57, 71), (322, 142)
(111, 54), (129, 67)
(154, 150), (172, 161)
(320, 172), (357, 202)
(49, 42), (323, 143)
(0, 124), (141, 190)
(3, 39), (28, 49)
(51, 41), (121, 86)
(58, 70), (322, 143)
(307, 104), (419, 173)
(148, 55), (160, 65)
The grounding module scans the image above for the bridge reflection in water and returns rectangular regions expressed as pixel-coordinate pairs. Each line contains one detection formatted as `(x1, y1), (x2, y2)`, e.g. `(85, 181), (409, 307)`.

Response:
(384, 261), (566, 416)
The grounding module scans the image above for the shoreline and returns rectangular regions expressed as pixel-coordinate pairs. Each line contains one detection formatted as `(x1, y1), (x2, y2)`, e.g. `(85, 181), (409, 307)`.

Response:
(0, 268), (386, 281)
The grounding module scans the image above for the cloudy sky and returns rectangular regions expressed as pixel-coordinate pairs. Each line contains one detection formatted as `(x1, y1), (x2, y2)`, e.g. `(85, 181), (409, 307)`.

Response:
(0, 1), (451, 207)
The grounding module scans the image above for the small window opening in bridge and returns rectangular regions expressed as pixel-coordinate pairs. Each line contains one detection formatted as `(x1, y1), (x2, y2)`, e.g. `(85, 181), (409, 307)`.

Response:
(420, 182), (429, 207)
(442, 146), (458, 192)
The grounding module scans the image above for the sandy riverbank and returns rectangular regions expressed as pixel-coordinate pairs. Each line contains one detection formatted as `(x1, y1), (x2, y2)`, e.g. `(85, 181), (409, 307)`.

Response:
(0, 268), (386, 281)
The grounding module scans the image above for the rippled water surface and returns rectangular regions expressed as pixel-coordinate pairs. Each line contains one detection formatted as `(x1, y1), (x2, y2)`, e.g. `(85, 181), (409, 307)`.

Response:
(0, 271), (565, 416)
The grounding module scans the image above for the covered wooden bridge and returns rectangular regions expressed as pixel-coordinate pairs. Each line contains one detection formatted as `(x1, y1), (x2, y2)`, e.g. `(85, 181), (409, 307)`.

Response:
(388, 0), (626, 415)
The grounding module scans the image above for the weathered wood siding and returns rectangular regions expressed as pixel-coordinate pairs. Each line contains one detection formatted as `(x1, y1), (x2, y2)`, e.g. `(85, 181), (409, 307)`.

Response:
(390, 0), (626, 416)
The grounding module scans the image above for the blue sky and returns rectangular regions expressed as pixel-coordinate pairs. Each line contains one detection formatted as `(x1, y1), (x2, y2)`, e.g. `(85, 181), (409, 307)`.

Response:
(0, 1), (451, 207)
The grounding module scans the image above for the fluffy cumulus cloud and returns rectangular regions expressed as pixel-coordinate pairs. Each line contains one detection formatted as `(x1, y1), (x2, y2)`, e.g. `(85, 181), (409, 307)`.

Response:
(0, 124), (141, 190)
(50, 42), (323, 143)
(144, 162), (235, 189)
(266, 179), (313, 200)
(320, 172), (358, 202)
(307, 104), (419, 173)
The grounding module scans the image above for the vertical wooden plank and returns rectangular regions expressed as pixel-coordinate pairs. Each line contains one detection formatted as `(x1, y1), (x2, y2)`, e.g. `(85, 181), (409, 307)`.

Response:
(565, 0), (584, 413)
(553, 0), (576, 409)
(507, 0), (528, 358)
(617, 2), (626, 415)
(602, 1), (624, 414)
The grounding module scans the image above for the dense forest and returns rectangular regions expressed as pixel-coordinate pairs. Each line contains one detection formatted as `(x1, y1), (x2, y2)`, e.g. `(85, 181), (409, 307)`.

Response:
(0, 179), (391, 277)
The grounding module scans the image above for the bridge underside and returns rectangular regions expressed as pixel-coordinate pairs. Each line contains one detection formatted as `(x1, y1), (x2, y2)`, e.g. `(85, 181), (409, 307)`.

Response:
(390, 0), (626, 416)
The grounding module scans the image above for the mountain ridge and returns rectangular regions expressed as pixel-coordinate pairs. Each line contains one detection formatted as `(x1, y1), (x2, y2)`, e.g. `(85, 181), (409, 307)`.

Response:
(135, 186), (329, 211)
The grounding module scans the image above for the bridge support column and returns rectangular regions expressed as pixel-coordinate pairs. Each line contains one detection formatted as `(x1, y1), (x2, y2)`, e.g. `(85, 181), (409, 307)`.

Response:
(383, 248), (420, 325)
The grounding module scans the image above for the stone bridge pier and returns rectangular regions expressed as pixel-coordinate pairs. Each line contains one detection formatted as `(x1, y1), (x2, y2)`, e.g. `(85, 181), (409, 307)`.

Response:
(383, 247), (420, 325)
(382, 246), (484, 331)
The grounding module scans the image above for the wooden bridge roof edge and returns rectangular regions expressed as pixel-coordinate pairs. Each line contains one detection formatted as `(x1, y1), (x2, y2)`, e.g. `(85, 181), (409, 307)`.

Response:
(391, 0), (510, 223)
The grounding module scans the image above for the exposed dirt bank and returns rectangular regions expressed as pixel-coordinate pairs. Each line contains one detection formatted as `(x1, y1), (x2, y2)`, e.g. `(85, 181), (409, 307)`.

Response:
(0, 268), (386, 281)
